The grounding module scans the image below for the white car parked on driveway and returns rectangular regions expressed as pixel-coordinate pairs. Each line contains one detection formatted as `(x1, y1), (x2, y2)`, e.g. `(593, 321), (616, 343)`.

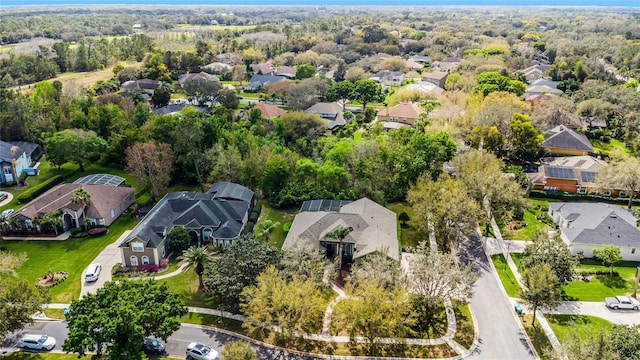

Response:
(605, 295), (640, 310)
(20, 334), (56, 351)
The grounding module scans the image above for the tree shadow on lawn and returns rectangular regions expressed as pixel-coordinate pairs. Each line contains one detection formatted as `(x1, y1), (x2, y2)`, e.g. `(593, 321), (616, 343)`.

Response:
(596, 274), (628, 289)
(547, 314), (592, 327)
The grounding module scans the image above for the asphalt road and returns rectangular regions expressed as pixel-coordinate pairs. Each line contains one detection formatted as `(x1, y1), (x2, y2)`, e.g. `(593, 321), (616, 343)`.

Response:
(4, 321), (320, 360)
(459, 234), (537, 360)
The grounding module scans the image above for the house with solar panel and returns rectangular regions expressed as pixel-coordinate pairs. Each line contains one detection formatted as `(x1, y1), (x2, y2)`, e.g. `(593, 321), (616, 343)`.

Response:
(10, 174), (135, 233)
(549, 202), (640, 261)
(283, 198), (399, 265)
(527, 156), (606, 194)
(541, 125), (594, 156)
(118, 182), (254, 267)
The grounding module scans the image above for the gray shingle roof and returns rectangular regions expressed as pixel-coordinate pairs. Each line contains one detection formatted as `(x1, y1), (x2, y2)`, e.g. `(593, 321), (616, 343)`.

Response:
(120, 183), (254, 249)
(550, 202), (640, 247)
(283, 198), (399, 260)
(0, 140), (39, 162)
(542, 125), (594, 152)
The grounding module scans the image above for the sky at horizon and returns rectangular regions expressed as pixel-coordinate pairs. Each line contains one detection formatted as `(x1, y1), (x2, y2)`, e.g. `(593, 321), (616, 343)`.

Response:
(2, 0), (639, 7)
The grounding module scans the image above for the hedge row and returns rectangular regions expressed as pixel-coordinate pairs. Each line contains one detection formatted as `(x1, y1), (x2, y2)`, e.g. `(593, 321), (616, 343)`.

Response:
(530, 190), (640, 207)
(17, 175), (65, 204)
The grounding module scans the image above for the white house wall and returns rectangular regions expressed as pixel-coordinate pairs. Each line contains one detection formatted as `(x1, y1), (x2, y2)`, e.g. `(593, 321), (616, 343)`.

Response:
(571, 243), (640, 262)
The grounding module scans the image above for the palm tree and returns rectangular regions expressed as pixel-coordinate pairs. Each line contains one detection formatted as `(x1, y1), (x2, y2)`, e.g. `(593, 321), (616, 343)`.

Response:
(178, 246), (212, 291)
(10, 145), (20, 189)
(257, 220), (280, 242)
(324, 225), (354, 271)
(70, 188), (91, 230)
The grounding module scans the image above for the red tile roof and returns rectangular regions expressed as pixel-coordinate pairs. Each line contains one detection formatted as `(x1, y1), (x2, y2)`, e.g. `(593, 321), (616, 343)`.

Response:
(255, 102), (287, 118)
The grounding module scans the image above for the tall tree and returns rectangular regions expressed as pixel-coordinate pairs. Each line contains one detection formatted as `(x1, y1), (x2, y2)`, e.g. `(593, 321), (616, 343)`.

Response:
(45, 129), (108, 171)
(326, 80), (354, 109)
(520, 264), (561, 329)
(349, 251), (404, 290)
(351, 79), (382, 111)
(241, 266), (325, 343)
(63, 280), (186, 359)
(203, 234), (282, 312)
(452, 149), (526, 233)
(408, 174), (481, 251)
(407, 242), (476, 333)
(0, 281), (49, 341)
(596, 157), (640, 209)
(509, 113), (543, 162)
(280, 242), (327, 289)
(70, 188), (91, 230)
(521, 230), (577, 284)
(178, 246), (213, 291)
(335, 277), (415, 356)
(593, 245), (622, 276)
(125, 141), (175, 203)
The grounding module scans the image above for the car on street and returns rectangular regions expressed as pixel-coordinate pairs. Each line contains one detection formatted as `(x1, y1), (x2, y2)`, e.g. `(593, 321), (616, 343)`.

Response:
(20, 334), (56, 351)
(186, 342), (219, 360)
(605, 295), (640, 310)
(142, 338), (166, 355)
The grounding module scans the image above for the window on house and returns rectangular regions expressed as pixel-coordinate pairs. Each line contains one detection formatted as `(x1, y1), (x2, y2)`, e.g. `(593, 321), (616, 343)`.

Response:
(132, 242), (144, 252)
(390, 116), (398, 122)
(603, 190), (611, 196)
(110, 209), (116, 218)
(3, 168), (10, 175)
(577, 189), (587, 194)
(142, 256), (150, 265)
(632, 248), (636, 254)
(162, 246), (166, 258)
(130, 256), (138, 266)
(619, 191), (627, 197)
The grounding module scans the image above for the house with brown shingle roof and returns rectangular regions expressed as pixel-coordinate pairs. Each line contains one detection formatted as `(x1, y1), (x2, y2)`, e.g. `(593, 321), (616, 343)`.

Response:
(11, 183), (135, 232)
(283, 198), (399, 263)
(254, 102), (286, 118)
(376, 102), (424, 128)
(422, 71), (449, 88)
(178, 72), (220, 87)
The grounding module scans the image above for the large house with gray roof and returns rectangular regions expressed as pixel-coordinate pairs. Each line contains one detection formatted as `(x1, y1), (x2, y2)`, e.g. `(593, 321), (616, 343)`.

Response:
(283, 198), (399, 264)
(549, 202), (640, 261)
(541, 125), (594, 156)
(119, 182), (254, 267)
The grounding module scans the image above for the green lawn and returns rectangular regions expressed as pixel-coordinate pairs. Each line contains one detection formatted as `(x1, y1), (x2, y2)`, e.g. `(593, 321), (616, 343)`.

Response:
(562, 259), (640, 301)
(546, 314), (613, 343)
(254, 203), (296, 249)
(500, 198), (556, 240)
(157, 269), (217, 308)
(491, 254), (521, 297)
(591, 138), (631, 158)
(0, 215), (139, 303)
(521, 314), (553, 360)
(386, 202), (420, 250)
(453, 302), (475, 349)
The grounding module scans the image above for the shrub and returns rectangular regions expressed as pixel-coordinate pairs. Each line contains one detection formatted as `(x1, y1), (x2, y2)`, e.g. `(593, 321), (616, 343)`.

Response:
(159, 258), (169, 268)
(142, 264), (159, 273)
(70, 227), (84, 236)
(282, 221), (292, 235)
(17, 175), (64, 203)
(249, 210), (260, 223)
(88, 227), (108, 236)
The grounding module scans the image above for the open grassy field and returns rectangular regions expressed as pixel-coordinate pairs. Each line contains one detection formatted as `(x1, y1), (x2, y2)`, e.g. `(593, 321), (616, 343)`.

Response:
(561, 259), (640, 301)
(254, 203), (297, 249)
(0, 215), (139, 303)
(546, 314), (613, 343)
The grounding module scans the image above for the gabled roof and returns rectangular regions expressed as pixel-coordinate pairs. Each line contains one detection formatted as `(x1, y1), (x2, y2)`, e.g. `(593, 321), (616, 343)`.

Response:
(283, 198), (399, 260)
(422, 71), (449, 81)
(14, 183), (134, 221)
(254, 102), (287, 118)
(542, 125), (594, 152)
(304, 102), (345, 129)
(0, 140), (39, 162)
(202, 62), (233, 73)
(407, 55), (430, 64)
(377, 102), (424, 119)
(551, 202), (640, 247)
(405, 60), (424, 70)
(251, 63), (274, 75)
(404, 82), (445, 96)
(245, 75), (288, 91)
(120, 182), (254, 249)
(275, 66), (296, 78)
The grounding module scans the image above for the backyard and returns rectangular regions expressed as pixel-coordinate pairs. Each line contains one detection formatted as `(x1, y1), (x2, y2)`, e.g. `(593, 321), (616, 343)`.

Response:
(499, 198), (556, 240)
(253, 203), (297, 249)
(386, 202), (421, 250)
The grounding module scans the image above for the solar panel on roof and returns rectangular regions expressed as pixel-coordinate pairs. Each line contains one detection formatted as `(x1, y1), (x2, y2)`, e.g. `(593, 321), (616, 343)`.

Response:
(299, 199), (352, 212)
(547, 167), (575, 179)
(581, 171), (598, 183)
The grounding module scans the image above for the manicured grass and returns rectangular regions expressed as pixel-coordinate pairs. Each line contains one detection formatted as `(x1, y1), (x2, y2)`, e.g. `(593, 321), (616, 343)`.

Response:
(521, 314), (553, 360)
(386, 202), (420, 250)
(43, 308), (65, 319)
(157, 269), (217, 308)
(453, 301), (475, 349)
(0, 215), (139, 303)
(561, 259), (640, 301)
(491, 254), (520, 297)
(254, 203), (296, 249)
(180, 312), (245, 334)
(546, 314), (613, 343)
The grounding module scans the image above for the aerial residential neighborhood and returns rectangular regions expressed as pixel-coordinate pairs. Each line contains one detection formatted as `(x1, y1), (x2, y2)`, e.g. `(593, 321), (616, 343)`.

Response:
(1, 3), (640, 360)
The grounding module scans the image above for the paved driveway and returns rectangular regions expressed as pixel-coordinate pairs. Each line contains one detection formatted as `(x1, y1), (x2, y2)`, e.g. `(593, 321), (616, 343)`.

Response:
(80, 230), (131, 298)
(541, 301), (640, 326)
(460, 234), (537, 360)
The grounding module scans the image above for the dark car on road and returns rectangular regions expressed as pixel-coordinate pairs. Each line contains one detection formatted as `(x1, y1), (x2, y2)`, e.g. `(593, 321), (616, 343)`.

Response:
(142, 338), (166, 355)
